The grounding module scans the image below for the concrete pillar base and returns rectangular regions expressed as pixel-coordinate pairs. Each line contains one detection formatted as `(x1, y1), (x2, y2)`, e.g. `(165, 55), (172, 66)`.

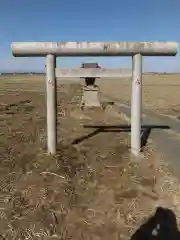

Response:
(81, 85), (101, 108)
(130, 151), (144, 162)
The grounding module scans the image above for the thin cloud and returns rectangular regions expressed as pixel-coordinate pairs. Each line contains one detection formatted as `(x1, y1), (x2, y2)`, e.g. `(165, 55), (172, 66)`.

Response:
(0, 57), (44, 72)
(144, 52), (180, 73)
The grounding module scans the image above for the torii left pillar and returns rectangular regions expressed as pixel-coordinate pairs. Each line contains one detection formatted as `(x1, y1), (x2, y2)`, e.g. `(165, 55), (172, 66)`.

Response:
(46, 54), (57, 155)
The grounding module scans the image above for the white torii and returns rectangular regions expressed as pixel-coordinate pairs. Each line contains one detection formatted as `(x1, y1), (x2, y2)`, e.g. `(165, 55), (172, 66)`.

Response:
(11, 41), (178, 157)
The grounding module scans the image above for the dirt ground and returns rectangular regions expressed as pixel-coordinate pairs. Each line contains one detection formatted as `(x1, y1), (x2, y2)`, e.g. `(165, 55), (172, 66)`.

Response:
(97, 73), (180, 117)
(1, 76), (180, 239)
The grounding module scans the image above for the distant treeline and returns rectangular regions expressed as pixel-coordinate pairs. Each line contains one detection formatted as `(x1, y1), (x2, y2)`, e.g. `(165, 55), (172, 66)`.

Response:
(0, 72), (45, 75)
(0, 72), (179, 76)
(144, 72), (180, 75)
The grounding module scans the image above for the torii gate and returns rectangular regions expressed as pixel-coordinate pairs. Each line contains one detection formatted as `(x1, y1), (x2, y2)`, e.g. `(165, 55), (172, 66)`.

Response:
(11, 42), (178, 157)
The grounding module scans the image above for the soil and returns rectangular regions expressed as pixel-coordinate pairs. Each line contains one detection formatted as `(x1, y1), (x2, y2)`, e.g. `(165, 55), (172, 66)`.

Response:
(0, 78), (180, 239)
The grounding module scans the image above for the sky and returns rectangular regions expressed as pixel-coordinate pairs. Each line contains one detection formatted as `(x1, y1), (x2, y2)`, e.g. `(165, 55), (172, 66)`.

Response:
(0, 0), (180, 72)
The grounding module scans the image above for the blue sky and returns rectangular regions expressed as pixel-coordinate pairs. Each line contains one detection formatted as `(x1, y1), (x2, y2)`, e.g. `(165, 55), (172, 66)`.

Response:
(0, 0), (180, 72)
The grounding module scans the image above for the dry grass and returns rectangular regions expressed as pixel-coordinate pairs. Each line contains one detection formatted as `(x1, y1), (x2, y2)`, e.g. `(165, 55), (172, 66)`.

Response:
(98, 73), (180, 116)
(4, 141), (180, 239)
(0, 76), (180, 239)
(3, 73), (180, 117)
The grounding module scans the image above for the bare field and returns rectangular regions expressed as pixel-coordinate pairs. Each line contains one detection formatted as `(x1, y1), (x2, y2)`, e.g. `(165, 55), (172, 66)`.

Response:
(98, 74), (180, 117)
(3, 73), (180, 118)
(1, 76), (180, 239)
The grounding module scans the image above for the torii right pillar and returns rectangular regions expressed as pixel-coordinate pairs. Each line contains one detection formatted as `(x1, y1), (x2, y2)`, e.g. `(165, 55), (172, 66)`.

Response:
(131, 53), (142, 157)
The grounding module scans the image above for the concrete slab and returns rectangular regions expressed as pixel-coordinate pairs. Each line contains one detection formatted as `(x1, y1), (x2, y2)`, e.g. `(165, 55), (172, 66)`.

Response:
(81, 86), (101, 108)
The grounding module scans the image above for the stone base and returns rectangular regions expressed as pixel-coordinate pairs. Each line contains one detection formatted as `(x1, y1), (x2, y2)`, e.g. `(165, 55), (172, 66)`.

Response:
(81, 85), (102, 108)
(129, 151), (144, 162)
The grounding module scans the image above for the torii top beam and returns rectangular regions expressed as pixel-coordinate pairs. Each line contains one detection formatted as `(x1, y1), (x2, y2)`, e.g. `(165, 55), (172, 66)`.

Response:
(11, 42), (178, 57)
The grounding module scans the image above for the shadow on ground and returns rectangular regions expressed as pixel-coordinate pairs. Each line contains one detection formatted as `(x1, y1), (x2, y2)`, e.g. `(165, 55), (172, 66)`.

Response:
(72, 124), (170, 149)
(131, 207), (180, 240)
